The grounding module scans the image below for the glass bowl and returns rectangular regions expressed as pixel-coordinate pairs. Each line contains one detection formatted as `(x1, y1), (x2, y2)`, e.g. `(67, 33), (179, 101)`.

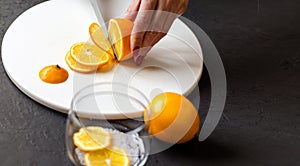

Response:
(66, 82), (151, 166)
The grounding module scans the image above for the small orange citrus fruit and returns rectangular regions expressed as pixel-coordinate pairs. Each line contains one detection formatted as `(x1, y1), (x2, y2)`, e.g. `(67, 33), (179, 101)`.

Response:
(39, 65), (68, 84)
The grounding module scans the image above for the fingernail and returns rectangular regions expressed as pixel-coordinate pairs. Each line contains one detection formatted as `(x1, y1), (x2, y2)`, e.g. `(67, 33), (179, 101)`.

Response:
(135, 56), (145, 65)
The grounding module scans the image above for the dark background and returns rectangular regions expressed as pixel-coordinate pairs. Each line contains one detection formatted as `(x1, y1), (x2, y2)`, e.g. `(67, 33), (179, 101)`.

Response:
(0, 0), (299, 165)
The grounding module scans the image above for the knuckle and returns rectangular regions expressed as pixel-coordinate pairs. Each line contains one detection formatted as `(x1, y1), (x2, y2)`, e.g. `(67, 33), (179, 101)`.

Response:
(150, 23), (164, 32)
(136, 12), (152, 24)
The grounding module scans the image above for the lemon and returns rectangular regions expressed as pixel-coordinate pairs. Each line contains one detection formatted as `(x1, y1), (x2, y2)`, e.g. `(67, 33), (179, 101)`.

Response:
(84, 146), (130, 166)
(65, 51), (98, 73)
(73, 126), (111, 151)
(147, 92), (200, 144)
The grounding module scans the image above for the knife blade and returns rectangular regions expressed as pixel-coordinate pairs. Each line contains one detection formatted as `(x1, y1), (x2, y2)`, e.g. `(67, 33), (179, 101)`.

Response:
(89, 0), (119, 60)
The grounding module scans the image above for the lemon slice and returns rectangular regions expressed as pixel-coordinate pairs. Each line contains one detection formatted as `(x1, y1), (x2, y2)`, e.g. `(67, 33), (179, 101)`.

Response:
(73, 126), (111, 151)
(84, 146), (130, 166)
(70, 42), (109, 66)
(97, 57), (117, 73)
(89, 23), (114, 59)
(65, 51), (98, 73)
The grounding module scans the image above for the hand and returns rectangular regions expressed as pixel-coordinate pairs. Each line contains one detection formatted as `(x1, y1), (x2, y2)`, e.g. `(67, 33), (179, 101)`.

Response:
(124, 0), (189, 65)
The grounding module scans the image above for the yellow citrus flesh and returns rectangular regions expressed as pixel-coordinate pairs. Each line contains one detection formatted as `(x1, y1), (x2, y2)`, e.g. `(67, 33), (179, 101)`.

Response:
(147, 92), (200, 144)
(89, 23), (114, 59)
(84, 146), (130, 166)
(70, 42), (109, 66)
(73, 126), (111, 152)
(65, 51), (98, 73)
(108, 18), (133, 61)
(97, 57), (117, 73)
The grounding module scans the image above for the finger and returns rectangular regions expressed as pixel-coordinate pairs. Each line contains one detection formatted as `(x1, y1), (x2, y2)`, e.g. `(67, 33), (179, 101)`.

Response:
(134, 0), (168, 65)
(134, 0), (188, 65)
(131, 0), (157, 60)
(142, 31), (166, 48)
(146, 0), (176, 33)
(162, 12), (178, 33)
(148, 10), (171, 33)
(135, 31), (166, 65)
(135, 13), (177, 65)
(124, 0), (141, 21)
(170, 0), (189, 15)
(179, 0), (189, 15)
(141, 7), (173, 51)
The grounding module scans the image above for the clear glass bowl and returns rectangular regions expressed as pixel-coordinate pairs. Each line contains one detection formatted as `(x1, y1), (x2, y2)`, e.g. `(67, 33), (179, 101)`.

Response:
(66, 82), (151, 166)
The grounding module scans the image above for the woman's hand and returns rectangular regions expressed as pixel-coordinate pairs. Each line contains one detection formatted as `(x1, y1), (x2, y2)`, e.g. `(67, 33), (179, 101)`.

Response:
(124, 0), (189, 65)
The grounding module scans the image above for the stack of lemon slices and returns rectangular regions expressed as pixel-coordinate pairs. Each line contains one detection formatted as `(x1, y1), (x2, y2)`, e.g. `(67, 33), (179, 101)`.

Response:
(65, 18), (134, 73)
(65, 42), (111, 73)
(73, 126), (130, 166)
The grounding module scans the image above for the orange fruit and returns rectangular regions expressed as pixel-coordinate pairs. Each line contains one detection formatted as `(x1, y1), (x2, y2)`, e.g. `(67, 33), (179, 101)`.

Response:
(73, 126), (112, 152)
(65, 19), (134, 73)
(89, 23), (114, 59)
(147, 92), (200, 144)
(39, 65), (68, 84)
(70, 42), (109, 66)
(84, 146), (130, 166)
(65, 51), (98, 73)
(108, 18), (133, 61)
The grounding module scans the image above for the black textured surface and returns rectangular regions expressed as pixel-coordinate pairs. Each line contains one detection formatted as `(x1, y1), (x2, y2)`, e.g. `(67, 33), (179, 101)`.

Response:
(1, 0), (300, 165)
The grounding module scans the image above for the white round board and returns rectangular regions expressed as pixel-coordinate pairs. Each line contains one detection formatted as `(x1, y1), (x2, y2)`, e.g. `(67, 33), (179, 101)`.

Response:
(2, 0), (203, 117)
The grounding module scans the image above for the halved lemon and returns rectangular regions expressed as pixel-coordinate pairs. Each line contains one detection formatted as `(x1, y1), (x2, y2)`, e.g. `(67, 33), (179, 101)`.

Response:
(89, 23), (114, 59)
(108, 18), (134, 61)
(84, 146), (130, 166)
(73, 126), (112, 152)
(65, 51), (98, 73)
(70, 42), (109, 66)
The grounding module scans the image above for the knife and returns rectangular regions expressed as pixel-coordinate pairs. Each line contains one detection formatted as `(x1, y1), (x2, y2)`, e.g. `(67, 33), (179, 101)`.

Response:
(89, 0), (119, 60)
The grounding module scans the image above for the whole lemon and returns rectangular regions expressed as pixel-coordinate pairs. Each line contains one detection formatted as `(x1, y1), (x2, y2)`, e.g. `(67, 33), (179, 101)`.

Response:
(146, 92), (200, 144)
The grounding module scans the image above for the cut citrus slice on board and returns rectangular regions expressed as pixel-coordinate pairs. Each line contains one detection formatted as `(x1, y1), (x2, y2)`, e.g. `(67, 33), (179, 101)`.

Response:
(89, 23), (114, 59)
(70, 42), (109, 66)
(108, 18), (134, 61)
(65, 51), (98, 73)
(97, 57), (117, 73)
(84, 146), (130, 166)
(73, 126), (112, 151)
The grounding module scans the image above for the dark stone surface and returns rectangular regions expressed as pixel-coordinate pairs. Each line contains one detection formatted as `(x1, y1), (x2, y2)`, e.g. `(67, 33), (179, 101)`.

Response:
(0, 0), (299, 165)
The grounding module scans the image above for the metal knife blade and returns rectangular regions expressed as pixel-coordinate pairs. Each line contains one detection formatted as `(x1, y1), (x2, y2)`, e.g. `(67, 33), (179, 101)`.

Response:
(89, 0), (118, 60)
